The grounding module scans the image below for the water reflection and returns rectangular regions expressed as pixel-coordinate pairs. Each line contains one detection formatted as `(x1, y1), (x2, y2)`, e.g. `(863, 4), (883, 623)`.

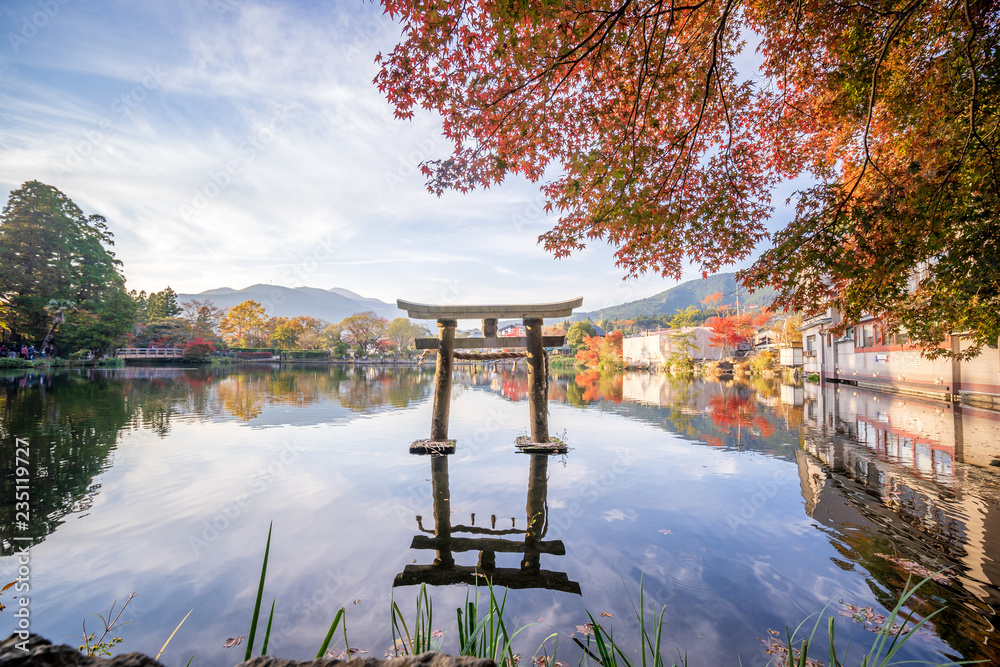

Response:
(2, 365), (998, 664)
(535, 371), (1000, 664)
(395, 451), (581, 594)
(0, 366), (434, 555)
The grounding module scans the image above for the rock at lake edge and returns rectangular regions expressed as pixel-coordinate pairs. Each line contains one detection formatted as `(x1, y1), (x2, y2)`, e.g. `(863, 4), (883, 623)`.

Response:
(1, 635), (497, 667)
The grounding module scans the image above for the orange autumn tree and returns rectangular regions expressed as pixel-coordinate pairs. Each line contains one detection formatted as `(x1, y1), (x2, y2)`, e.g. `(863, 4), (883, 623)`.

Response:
(377, 0), (1000, 357)
(575, 331), (624, 369)
(707, 314), (756, 358)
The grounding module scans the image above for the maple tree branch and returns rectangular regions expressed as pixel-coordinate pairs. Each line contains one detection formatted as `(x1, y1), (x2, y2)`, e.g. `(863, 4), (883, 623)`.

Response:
(961, 0), (1000, 198)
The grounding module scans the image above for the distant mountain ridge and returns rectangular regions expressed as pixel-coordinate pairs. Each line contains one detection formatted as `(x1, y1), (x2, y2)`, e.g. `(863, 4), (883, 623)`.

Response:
(572, 272), (777, 322)
(178, 273), (775, 325)
(176, 284), (404, 323)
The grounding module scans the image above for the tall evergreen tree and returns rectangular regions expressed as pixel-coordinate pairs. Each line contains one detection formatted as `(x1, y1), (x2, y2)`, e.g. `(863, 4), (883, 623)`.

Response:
(0, 181), (135, 352)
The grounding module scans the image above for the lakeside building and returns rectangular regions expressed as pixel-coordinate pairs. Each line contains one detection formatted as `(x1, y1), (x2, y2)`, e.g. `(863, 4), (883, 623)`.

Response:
(799, 309), (1000, 407)
(622, 326), (726, 368)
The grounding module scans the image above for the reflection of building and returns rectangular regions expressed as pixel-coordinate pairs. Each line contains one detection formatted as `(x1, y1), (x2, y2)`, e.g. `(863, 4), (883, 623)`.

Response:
(798, 382), (1000, 664)
(394, 452), (581, 594)
(802, 381), (1000, 469)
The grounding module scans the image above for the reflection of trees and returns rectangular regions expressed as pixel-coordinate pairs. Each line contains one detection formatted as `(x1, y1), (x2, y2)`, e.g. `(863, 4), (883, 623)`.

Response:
(204, 366), (436, 420)
(0, 373), (134, 555)
(329, 366), (433, 413)
(574, 369), (623, 404)
(707, 392), (776, 448)
(215, 375), (267, 421)
(0, 366), (436, 553)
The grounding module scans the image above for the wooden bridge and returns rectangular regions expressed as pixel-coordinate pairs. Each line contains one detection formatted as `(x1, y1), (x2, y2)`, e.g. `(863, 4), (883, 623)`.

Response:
(115, 347), (184, 359)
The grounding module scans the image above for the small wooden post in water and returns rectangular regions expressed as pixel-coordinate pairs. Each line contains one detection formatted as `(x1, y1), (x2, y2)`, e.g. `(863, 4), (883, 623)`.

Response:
(524, 317), (549, 444)
(431, 318), (457, 442)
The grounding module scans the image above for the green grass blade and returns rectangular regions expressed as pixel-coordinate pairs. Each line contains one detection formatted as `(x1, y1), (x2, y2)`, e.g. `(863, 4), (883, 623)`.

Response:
(245, 521), (272, 662)
(316, 607), (344, 659)
(261, 599), (275, 655)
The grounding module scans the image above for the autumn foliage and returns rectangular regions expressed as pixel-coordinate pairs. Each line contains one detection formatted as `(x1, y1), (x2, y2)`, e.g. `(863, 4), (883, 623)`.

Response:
(377, 0), (1000, 355)
(707, 310), (771, 357)
(575, 331), (624, 369)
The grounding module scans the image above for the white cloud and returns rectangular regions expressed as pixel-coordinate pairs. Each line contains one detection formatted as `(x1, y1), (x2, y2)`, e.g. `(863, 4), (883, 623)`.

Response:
(0, 0), (747, 308)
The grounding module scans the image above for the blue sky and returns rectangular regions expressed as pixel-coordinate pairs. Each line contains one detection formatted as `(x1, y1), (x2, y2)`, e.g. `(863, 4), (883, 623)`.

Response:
(0, 0), (790, 312)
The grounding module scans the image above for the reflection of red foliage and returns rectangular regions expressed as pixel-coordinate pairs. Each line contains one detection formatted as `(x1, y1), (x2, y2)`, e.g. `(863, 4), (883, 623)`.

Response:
(708, 395), (775, 437)
(704, 435), (725, 447)
(574, 369), (623, 403)
(501, 373), (528, 401)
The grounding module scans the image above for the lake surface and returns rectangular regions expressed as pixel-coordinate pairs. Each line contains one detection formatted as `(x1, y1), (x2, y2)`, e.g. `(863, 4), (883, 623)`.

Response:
(1, 365), (999, 666)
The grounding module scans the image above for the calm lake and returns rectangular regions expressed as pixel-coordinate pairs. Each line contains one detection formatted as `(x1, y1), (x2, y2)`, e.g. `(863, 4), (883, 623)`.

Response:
(1, 365), (999, 666)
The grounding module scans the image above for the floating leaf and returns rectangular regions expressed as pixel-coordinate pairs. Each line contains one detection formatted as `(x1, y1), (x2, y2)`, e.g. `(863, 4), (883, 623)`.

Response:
(431, 629), (444, 638)
(874, 554), (952, 585)
(0, 581), (16, 593)
(353, 599), (361, 605)
(658, 529), (672, 535)
(760, 634), (824, 667)
(223, 636), (245, 648)
(576, 624), (593, 636)
(600, 612), (614, 618)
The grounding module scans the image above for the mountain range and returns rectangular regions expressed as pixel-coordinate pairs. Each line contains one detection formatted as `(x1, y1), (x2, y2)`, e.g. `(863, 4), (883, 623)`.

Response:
(571, 272), (777, 322)
(177, 272), (776, 325)
(175, 285), (405, 323)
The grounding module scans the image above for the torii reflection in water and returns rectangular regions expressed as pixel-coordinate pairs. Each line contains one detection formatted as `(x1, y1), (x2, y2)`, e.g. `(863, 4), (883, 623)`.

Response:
(394, 450), (582, 595)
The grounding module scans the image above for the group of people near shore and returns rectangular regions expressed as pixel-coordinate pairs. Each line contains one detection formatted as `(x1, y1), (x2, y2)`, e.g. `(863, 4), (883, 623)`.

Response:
(0, 343), (56, 360)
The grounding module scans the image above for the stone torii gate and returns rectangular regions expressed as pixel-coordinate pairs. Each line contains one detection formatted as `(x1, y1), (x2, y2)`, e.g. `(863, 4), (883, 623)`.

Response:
(397, 297), (583, 451)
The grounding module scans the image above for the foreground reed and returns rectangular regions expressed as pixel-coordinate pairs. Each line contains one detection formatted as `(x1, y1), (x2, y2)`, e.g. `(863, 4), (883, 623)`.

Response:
(227, 525), (976, 667)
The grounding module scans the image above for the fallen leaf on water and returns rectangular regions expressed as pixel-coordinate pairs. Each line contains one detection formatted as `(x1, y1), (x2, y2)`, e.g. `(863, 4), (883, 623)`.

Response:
(576, 624), (593, 636)
(874, 554), (952, 585)
(1, 581), (17, 593)
(658, 529), (672, 535)
(431, 630), (444, 638)
(0, 603), (6, 613)
(600, 612), (614, 618)
(353, 599), (361, 605)
(223, 637), (245, 648)
(760, 634), (823, 667)
(536, 617), (544, 623)
(412, 559), (417, 563)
